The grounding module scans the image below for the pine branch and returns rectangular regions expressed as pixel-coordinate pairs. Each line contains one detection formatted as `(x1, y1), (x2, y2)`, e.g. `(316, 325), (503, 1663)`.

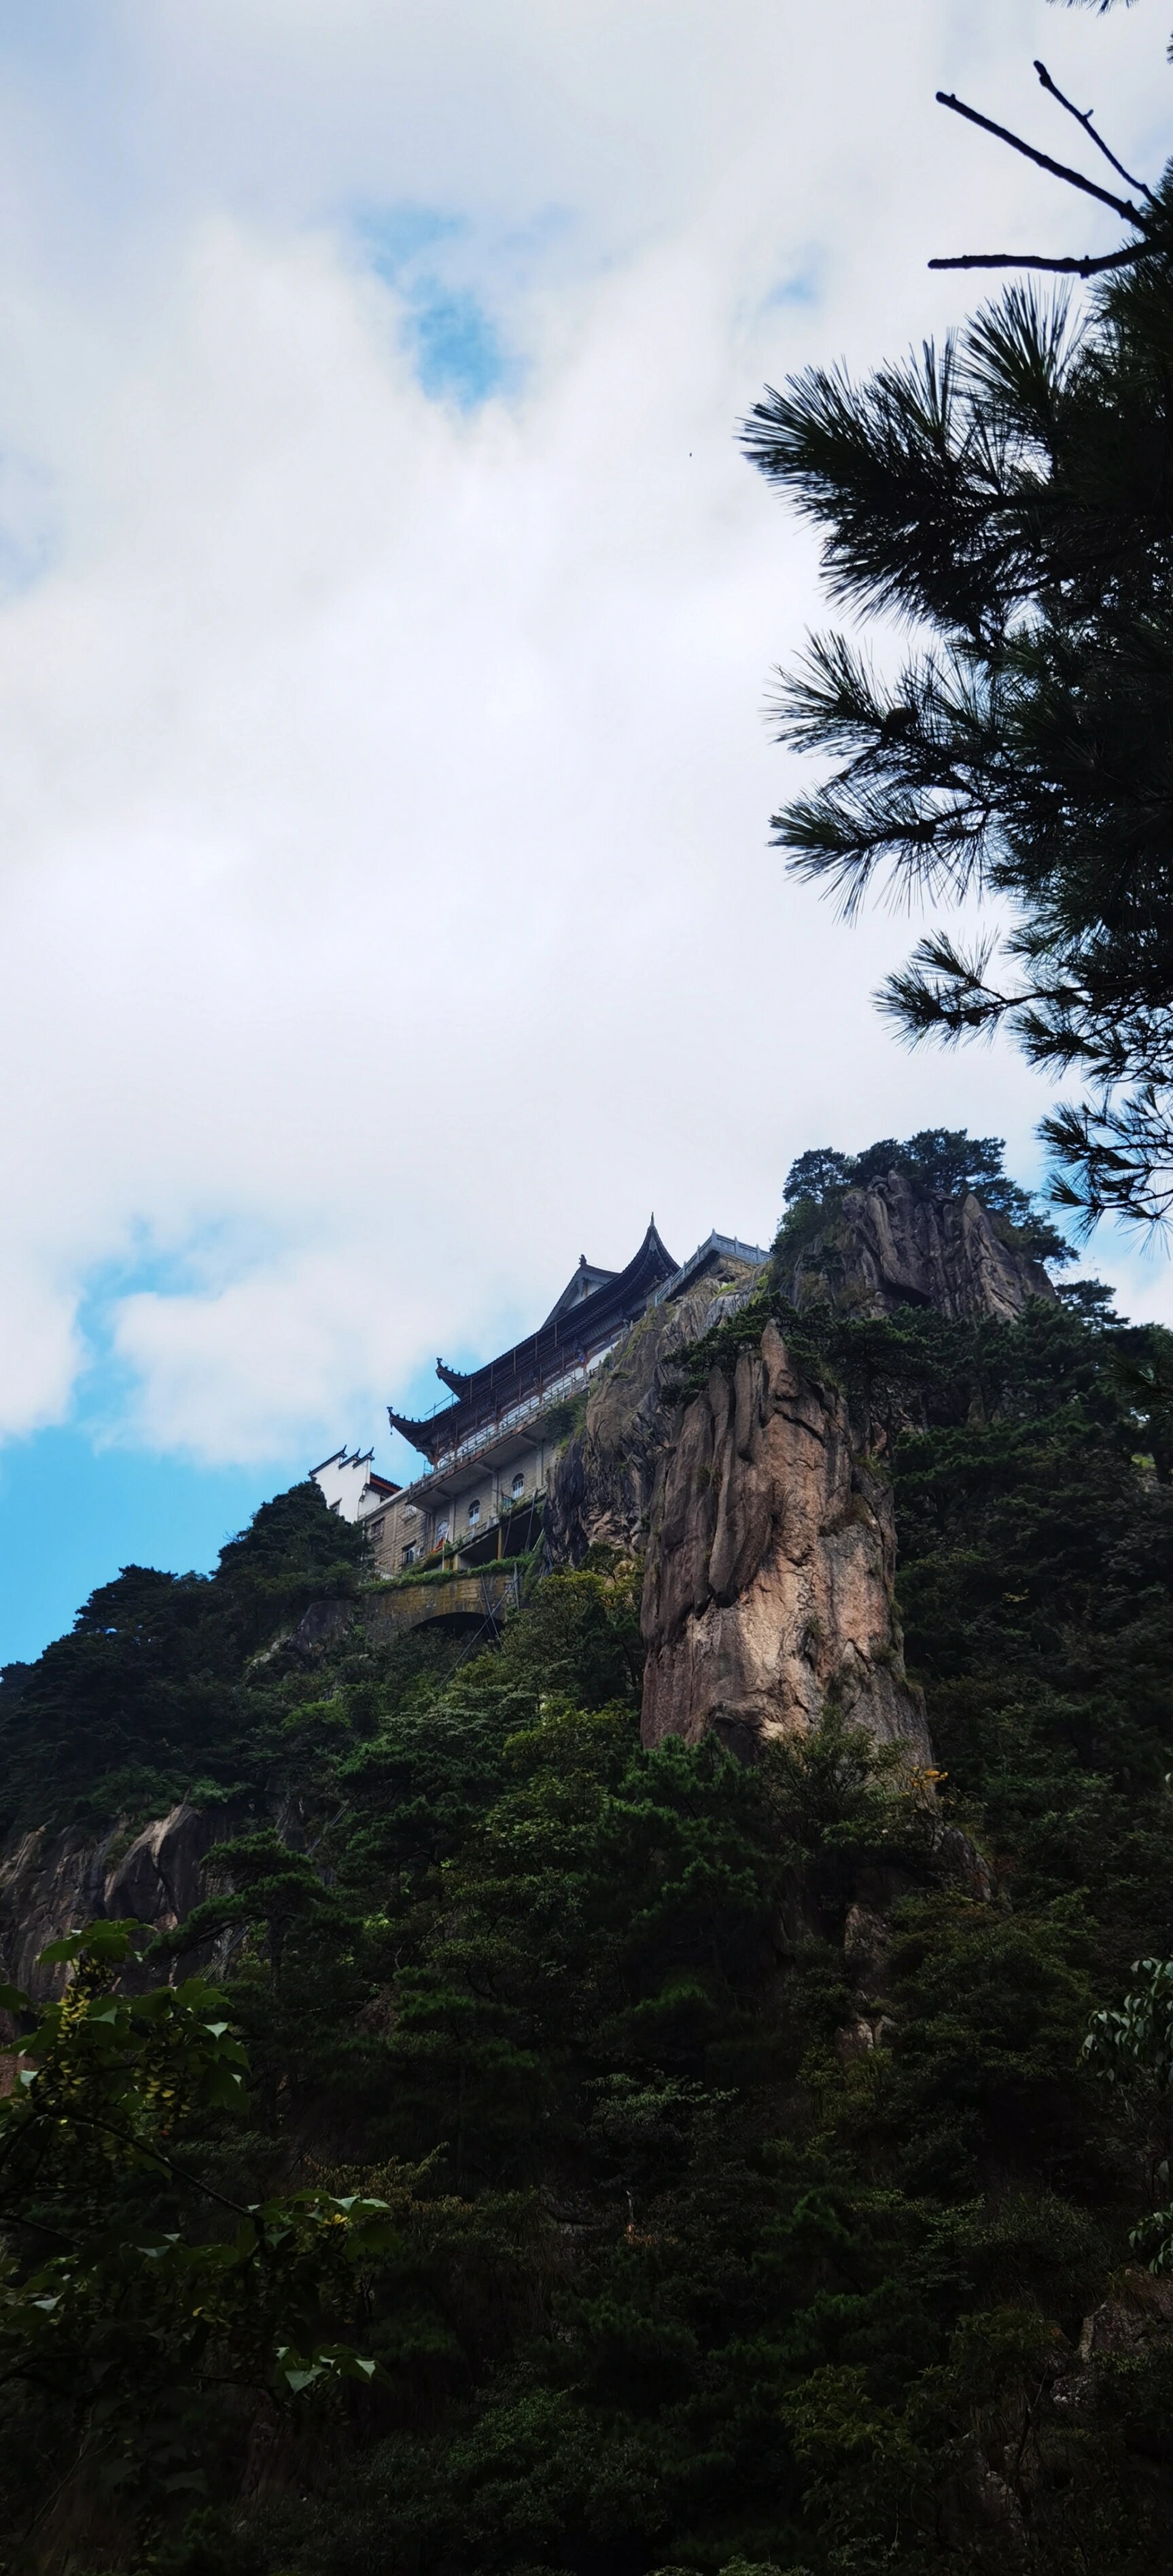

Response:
(746, 71), (1173, 1233)
(960, 287), (1078, 443)
(877, 933), (1015, 1043)
(774, 783), (995, 916)
(1041, 1091), (1173, 1232)
(741, 350), (1043, 632)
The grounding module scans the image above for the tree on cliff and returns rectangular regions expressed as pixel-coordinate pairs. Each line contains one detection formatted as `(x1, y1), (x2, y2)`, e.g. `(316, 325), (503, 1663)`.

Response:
(742, 22), (1173, 1234)
(780, 1126), (1072, 1264)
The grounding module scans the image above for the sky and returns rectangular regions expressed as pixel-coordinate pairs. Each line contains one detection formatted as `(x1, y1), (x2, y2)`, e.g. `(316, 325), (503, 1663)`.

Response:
(1, 0), (1172, 1662)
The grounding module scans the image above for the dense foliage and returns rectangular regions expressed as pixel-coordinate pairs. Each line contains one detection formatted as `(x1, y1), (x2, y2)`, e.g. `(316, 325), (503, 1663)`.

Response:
(5, 1260), (1173, 2571)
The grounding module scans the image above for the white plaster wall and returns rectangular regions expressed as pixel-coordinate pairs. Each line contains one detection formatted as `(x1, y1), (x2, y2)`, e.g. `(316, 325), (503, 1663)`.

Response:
(311, 1449), (374, 1522)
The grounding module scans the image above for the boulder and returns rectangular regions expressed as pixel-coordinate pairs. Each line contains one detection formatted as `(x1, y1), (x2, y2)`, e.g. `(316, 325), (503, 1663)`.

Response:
(1052, 2269), (1173, 2417)
(105, 1800), (240, 1935)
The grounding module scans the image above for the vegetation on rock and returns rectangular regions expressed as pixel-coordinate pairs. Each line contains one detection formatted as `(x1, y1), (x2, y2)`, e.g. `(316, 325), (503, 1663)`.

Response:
(776, 1129), (1073, 1271)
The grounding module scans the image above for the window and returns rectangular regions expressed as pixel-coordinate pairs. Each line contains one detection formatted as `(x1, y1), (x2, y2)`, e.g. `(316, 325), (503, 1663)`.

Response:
(511, 1472), (525, 1498)
(467, 1499), (480, 1526)
(368, 1518), (385, 1543)
(402, 1544), (415, 1568)
(437, 1519), (449, 1543)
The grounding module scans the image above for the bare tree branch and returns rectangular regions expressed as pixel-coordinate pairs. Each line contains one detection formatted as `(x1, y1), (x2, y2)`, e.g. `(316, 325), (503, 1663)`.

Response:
(929, 244), (1151, 275)
(1033, 57), (1155, 198)
(936, 89), (1150, 226)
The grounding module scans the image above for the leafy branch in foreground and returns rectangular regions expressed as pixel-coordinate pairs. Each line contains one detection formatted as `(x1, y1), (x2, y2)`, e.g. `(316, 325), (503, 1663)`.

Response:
(0, 1922), (388, 2511)
(1085, 1957), (1173, 2267)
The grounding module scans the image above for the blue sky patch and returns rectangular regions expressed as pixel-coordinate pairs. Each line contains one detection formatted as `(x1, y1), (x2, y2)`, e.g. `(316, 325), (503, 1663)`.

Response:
(764, 260), (824, 311)
(402, 282), (508, 408)
(355, 203), (462, 279)
(0, 1425), (283, 1667)
(0, 1219), (476, 1662)
(351, 200), (513, 407)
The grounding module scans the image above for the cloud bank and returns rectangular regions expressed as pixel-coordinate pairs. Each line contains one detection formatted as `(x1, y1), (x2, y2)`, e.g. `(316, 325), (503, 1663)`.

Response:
(0, 0), (1168, 1474)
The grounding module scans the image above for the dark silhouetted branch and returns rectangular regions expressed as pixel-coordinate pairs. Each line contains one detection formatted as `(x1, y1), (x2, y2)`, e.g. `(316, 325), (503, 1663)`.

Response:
(1033, 58), (1155, 198)
(929, 243), (1151, 276)
(936, 90), (1150, 226)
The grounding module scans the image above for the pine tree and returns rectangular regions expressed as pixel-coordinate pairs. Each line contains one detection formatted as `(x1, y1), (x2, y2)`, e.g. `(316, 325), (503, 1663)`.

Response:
(742, 54), (1173, 1232)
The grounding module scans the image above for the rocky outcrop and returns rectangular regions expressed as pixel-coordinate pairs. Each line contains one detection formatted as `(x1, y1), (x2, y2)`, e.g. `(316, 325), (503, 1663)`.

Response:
(290, 1596), (357, 1657)
(640, 1319), (930, 1764)
(550, 1177), (1057, 1761)
(1052, 2270), (1173, 2419)
(546, 1261), (761, 1565)
(782, 1170), (1055, 1322)
(550, 1180), (1054, 1586)
(0, 1825), (113, 1997)
(0, 1798), (253, 1999)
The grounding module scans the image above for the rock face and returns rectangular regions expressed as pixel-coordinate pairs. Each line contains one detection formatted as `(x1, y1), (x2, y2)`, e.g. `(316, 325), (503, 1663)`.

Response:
(1052, 2270), (1173, 2420)
(640, 1320), (932, 1763)
(0, 1825), (113, 1997)
(0, 1799), (251, 1999)
(546, 1177), (1057, 1761)
(782, 1171), (1055, 1322)
(550, 1180), (1054, 1584)
(546, 1262), (760, 1566)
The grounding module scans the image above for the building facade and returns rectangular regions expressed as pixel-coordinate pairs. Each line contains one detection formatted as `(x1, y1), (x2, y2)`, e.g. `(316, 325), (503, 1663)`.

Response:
(312, 1222), (769, 1580)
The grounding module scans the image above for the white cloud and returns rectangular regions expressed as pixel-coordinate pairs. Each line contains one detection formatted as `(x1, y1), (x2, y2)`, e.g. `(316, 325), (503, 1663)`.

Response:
(0, 0), (1169, 1469)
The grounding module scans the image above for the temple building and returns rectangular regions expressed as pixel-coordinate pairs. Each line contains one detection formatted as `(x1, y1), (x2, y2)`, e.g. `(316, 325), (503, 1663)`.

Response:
(312, 1220), (769, 1579)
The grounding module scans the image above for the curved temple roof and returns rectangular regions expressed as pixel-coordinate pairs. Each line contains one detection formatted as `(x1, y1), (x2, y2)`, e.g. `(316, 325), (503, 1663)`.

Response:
(389, 1219), (677, 1463)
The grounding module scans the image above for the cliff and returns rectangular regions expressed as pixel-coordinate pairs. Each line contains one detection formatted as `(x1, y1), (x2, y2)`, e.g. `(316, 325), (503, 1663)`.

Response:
(0, 1177), (1052, 1981)
(544, 1260), (760, 1567)
(0, 1798), (251, 1999)
(780, 1168), (1055, 1321)
(549, 1172), (1053, 1763)
(640, 1318), (931, 1764)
